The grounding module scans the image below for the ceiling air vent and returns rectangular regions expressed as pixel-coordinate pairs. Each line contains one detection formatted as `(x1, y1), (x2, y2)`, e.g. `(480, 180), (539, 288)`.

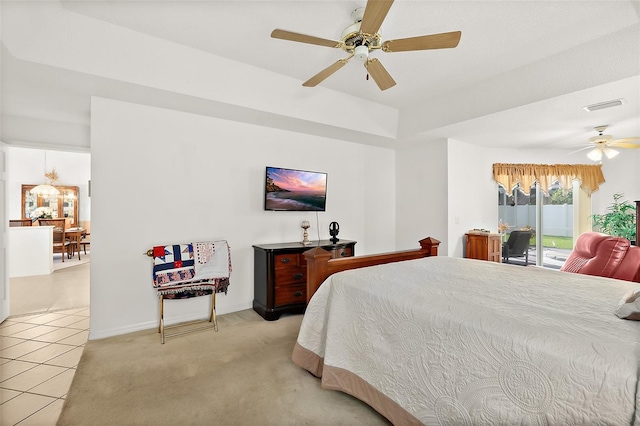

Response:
(582, 98), (624, 112)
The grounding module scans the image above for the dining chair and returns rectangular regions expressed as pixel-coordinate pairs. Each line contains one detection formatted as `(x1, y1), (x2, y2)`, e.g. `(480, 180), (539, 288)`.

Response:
(9, 219), (33, 227)
(64, 227), (86, 260)
(38, 218), (71, 262)
(80, 233), (90, 254)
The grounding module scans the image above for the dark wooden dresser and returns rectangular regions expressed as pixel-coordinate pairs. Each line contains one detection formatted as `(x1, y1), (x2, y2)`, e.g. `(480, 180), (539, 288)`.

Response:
(253, 239), (356, 320)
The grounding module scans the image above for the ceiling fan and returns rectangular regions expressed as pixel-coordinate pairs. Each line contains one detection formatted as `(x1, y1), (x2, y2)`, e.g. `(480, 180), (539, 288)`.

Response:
(270, 0), (461, 91)
(574, 126), (640, 161)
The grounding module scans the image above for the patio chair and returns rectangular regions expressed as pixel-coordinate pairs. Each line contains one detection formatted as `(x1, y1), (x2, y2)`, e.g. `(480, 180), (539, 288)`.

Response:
(502, 230), (532, 265)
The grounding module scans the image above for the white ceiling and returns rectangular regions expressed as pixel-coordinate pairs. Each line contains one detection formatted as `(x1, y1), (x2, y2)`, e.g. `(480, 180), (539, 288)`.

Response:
(1, 0), (639, 153)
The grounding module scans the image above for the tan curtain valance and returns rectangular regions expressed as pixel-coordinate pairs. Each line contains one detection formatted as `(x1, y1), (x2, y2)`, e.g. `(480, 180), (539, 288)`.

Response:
(492, 163), (605, 195)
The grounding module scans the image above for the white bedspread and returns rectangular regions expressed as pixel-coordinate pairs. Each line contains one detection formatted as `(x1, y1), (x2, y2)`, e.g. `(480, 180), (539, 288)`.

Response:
(294, 256), (640, 425)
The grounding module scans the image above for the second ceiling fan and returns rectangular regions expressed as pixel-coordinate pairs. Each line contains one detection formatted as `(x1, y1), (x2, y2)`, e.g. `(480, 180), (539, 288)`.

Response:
(271, 0), (462, 91)
(573, 125), (640, 161)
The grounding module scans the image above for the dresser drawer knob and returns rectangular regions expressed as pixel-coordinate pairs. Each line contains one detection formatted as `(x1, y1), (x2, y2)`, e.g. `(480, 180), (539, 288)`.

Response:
(293, 273), (304, 280)
(293, 291), (303, 297)
(280, 257), (291, 264)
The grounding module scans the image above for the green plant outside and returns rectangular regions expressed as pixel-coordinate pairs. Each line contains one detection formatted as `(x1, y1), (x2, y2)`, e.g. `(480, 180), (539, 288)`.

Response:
(505, 233), (574, 249)
(539, 235), (573, 249)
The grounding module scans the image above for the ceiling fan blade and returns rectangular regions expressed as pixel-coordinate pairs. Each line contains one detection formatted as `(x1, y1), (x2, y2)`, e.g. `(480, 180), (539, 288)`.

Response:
(610, 137), (640, 147)
(382, 31), (462, 52)
(302, 57), (352, 87)
(567, 146), (594, 155)
(365, 58), (396, 91)
(271, 29), (341, 48)
(360, 0), (394, 35)
(610, 141), (640, 149)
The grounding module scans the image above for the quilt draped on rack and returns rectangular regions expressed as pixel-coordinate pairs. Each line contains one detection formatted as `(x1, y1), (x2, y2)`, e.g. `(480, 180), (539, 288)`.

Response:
(152, 240), (231, 299)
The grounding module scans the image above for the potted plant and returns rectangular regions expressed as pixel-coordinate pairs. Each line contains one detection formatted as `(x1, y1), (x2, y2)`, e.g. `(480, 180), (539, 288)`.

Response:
(591, 193), (636, 244)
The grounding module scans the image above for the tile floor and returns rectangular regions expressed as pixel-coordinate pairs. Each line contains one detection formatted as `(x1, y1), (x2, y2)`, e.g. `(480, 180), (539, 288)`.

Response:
(0, 307), (89, 425)
(9, 261), (90, 318)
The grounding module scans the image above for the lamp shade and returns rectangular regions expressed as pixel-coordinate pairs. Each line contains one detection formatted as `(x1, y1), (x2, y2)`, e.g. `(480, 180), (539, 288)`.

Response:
(587, 148), (602, 162)
(30, 184), (60, 197)
(603, 147), (619, 159)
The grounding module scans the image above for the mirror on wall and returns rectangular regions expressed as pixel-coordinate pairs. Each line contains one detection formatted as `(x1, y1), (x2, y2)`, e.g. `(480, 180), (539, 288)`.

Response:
(21, 184), (79, 225)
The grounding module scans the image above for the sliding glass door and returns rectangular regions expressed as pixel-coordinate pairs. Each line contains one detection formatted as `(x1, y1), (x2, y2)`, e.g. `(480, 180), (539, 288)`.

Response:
(498, 181), (574, 269)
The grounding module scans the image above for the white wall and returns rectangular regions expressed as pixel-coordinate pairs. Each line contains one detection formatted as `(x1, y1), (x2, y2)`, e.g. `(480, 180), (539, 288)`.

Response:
(1, 1), (8, 322)
(395, 140), (449, 253)
(446, 139), (501, 257)
(1, 143), (9, 322)
(6, 147), (91, 223)
(396, 138), (639, 258)
(89, 97), (396, 339)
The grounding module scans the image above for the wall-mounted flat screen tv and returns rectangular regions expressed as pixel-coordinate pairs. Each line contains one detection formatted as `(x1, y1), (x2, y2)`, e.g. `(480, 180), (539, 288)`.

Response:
(264, 166), (327, 211)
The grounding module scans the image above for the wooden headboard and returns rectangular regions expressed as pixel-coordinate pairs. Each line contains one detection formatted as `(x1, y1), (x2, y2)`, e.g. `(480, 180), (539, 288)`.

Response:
(303, 237), (440, 303)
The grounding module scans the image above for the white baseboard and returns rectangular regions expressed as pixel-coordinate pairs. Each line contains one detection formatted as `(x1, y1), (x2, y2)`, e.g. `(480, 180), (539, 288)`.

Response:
(88, 301), (253, 341)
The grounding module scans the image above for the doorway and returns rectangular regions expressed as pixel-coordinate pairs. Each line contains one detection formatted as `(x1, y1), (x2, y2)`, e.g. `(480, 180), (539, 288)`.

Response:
(4, 146), (91, 319)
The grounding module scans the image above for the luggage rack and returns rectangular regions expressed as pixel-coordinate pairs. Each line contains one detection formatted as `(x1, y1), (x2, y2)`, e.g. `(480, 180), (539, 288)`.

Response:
(145, 241), (231, 343)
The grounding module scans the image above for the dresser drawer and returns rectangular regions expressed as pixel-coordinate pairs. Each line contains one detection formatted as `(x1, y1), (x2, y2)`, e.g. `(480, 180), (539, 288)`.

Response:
(274, 253), (306, 269)
(331, 246), (353, 258)
(275, 284), (306, 306)
(274, 267), (306, 286)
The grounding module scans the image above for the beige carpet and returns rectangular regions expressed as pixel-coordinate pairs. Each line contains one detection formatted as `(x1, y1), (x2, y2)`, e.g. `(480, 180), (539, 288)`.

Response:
(57, 309), (390, 426)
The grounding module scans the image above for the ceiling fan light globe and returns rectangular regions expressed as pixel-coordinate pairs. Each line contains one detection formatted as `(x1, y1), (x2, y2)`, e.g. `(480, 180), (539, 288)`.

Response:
(587, 149), (602, 162)
(354, 45), (369, 62)
(603, 147), (619, 159)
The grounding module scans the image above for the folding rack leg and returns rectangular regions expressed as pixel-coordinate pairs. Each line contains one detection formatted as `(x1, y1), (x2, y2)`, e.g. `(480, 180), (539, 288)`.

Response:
(210, 292), (218, 332)
(157, 291), (218, 344)
(159, 295), (165, 344)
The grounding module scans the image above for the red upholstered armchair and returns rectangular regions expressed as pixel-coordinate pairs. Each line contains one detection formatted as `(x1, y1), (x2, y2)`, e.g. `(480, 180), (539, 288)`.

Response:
(560, 232), (640, 282)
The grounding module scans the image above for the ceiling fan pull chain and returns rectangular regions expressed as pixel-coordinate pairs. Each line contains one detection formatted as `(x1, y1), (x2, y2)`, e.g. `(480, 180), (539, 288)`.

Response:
(366, 73), (369, 80)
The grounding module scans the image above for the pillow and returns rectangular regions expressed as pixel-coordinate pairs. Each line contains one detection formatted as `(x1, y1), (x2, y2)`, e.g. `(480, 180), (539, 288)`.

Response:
(615, 288), (640, 320)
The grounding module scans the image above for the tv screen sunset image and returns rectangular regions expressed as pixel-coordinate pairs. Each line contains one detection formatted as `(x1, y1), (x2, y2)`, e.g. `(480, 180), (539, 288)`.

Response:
(265, 167), (327, 211)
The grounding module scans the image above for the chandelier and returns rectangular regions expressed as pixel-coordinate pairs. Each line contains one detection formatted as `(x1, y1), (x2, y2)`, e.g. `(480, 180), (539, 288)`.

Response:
(30, 151), (60, 197)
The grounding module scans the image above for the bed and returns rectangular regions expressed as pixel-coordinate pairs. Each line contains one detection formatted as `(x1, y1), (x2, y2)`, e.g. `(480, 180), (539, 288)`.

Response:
(292, 254), (640, 425)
